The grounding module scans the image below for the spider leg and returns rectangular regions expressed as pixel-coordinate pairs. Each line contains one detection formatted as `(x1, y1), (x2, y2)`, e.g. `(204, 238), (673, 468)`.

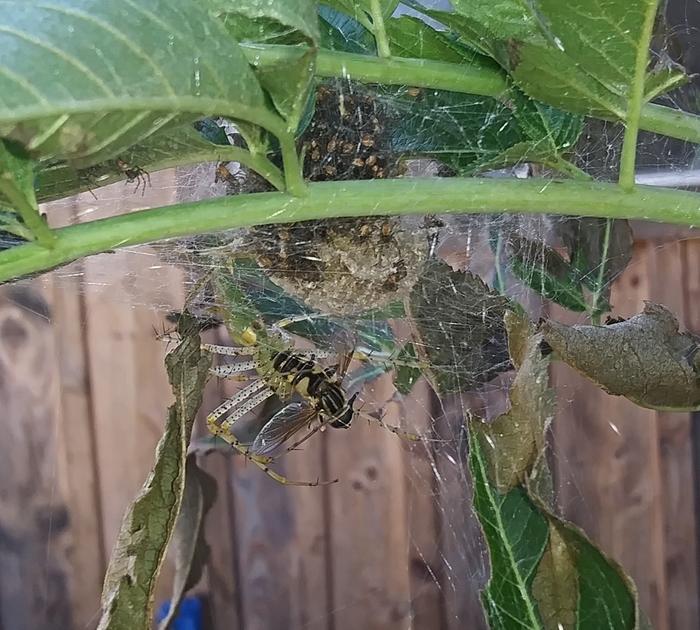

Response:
(356, 410), (422, 442)
(210, 359), (259, 379)
(207, 380), (334, 486)
(202, 344), (258, 357)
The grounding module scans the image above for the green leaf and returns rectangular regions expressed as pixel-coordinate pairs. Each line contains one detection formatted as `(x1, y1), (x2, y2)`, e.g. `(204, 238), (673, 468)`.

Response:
(0, 139), (54, 247)
(158, 455), (217, 630)
(409, 261), (512, 393)
(540, 302), (700, 411)
(319, 5), (376, 53)
(558, 218), (633, 315)
(393, 343), (421, 395)
(385, 15), (493, 66)
(98, 315), (211, 630)
(323, 0), (398, 24)
(470, 435), (549, 629)
(507, 235), (589, 312)
(470, 433), (638, 630)
(214, 0), (319, 133)
(36, 123), (278, 202)
(430, 0), (687, 119)
(0, 0), (272, 168)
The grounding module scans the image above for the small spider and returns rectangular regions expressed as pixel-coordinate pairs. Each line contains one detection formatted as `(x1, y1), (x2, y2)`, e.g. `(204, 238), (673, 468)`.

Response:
(115, 158), (151, 195)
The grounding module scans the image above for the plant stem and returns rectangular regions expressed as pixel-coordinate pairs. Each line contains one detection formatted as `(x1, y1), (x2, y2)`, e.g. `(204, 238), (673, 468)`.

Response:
(243, 44), (700, 145)
(242, 45), (509, 98)
(589, 217), (613, 323)
(368, 0), (391, 58)
(278, 134), (306, 196)
(619, 2), (660, 190)
(5, 177), (700, 283)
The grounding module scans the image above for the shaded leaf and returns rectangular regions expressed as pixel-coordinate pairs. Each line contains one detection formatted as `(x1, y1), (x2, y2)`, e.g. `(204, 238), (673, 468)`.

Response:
(0, 0), (270, 168)
(409, 261), (512, 393)
(386, 15), (493, 66)
(540, 302), (700, 410)
(158, 455), (217, 630)
(36, 123), (259, 203)
(393, 343), (422, 395)
(476, 310), (554, 493)
(319, 5), (376, 54)
(558, 217), (634, 314)
(98, 314), (211, 630)
(507, 235), (588, 312)
(0, 139), (54, 246)
(470, 434), (548, 629)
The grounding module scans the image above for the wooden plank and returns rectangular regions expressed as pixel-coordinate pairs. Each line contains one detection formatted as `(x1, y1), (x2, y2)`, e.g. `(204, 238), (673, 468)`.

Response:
(0, 285), (74, 629)
(551, 243), (669, 629)
(432, 392), (488, 630)
(41, 197), (106, 630)
(77, 173), (183, 607)
(325, 371), (412, 630)
(646, 241), (698, 630)
(402, 379), (445, 630)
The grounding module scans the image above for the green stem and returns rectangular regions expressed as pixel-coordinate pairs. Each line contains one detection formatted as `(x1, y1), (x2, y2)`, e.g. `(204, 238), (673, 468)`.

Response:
(4, 177), (700, 283)
(278, 134), (306, 196)
(243, 45), (508, 98)
(619, 3), (660, 190)
(243, 45), (700, 145)
(589, 217), (613, 323)
(0, 185), (55, 248)
(368, 0), (391, 58)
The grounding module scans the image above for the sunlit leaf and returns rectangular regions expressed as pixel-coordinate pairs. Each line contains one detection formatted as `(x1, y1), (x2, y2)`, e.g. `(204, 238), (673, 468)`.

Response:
(0, 0), (271, 168)
(540, 302), (700, 410)
(158, 455), (217, 630)
(426, 0), (687, 119)
(98, 314), (211, 630)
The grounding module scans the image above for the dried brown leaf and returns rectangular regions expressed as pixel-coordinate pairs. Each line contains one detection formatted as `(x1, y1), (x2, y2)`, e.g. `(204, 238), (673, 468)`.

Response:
(541, 302), (700, 410)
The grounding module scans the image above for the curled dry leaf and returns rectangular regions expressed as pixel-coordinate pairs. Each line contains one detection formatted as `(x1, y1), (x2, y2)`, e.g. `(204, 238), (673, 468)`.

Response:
(540, 302), (700, 410)
(475, 310), (554, 493)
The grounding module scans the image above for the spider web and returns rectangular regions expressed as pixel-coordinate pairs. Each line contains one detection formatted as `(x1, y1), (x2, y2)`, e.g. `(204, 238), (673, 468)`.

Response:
(22, 2), (700, 629)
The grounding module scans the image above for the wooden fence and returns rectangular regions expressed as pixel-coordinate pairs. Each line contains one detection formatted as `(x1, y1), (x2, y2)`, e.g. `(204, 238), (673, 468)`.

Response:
(0, 176), (698, 629)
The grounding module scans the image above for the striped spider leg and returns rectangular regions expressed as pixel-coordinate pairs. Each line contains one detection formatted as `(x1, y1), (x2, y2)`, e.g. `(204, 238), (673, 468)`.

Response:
(203, 343), (336, 485)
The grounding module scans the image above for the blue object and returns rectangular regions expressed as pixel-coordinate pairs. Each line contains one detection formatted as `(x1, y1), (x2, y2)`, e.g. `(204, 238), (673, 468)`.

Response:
(155, 596), (203, 630)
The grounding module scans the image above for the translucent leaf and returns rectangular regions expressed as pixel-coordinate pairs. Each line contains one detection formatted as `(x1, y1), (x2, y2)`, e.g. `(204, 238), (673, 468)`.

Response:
(0, 0), (269, 167)
(157, 455), (217, 630)
(541, 302), (700, 410)
(98, 315), (211, 630)
(0, 139), (54, 247)
(215, 0), (319, 132)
